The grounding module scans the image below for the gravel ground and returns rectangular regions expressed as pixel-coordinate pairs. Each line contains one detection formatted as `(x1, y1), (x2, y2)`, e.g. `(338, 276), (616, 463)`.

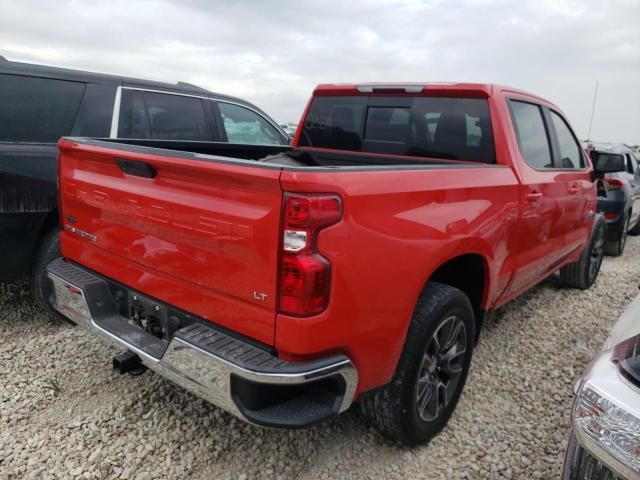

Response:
(1, 237), (639, 480)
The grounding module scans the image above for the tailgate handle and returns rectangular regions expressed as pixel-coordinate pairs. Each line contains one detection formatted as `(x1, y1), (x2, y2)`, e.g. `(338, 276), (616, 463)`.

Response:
(116, 159), (156, 179)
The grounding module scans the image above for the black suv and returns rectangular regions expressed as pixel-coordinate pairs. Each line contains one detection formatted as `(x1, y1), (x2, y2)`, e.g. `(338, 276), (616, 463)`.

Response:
(0, 56), (288, 309)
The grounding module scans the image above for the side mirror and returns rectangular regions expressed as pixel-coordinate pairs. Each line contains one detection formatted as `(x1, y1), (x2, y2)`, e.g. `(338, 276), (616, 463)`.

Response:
(591, 151), (626, 180)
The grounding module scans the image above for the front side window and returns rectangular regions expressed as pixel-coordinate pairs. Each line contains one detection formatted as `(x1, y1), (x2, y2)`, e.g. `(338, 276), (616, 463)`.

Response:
(299, 96), (496, 163)
(510, 100), (553, 169)
(218, 102), (284, 145)
(0, 74), (85, 143)
(550, 110), (584, 169)
(118, 90), (209, 140)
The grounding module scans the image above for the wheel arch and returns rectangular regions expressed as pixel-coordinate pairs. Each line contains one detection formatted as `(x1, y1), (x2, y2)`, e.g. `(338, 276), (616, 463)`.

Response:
(29, 208), (60, 271)
(414, 250), (491, 337)
(424, 252), (490, 337)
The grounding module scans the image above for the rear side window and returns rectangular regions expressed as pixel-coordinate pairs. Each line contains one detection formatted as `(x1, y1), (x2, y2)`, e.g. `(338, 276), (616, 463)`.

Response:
(217, 102), (284, 145)
(71, 84), (115, 137)
(118, 89), (209, 140)
(298, 96), (495, 163)
(549, 111), (584, 169)
(118, 89), (150, 138)
(510, 101), (553, 169)
(0, 74), (85, 143)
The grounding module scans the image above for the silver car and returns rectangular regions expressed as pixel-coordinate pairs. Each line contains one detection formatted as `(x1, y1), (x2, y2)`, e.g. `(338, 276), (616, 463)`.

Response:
(563, 290), (640, 479)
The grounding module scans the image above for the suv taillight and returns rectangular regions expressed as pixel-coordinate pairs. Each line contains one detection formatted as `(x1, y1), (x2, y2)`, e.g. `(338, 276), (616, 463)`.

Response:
(278, 193), (342, 316)
(604, 177), (625, 190)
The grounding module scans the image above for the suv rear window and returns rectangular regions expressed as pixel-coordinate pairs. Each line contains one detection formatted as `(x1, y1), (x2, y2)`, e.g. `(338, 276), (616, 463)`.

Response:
(0, 74), (85, 143)
(299, 96), (496, 163)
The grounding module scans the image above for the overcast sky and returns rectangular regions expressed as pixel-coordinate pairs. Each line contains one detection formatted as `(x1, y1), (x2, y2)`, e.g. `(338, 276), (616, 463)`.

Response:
(1, 0), (638, 144)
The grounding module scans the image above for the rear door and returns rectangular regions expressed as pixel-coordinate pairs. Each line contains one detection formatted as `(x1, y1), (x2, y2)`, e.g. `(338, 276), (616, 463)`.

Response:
(506, 98), (589, 295)
(58, 140), (283, 345)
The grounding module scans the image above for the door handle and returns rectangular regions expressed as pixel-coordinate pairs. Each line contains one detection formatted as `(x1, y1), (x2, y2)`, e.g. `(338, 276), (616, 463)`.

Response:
(526, 192), (543, 202)
(568, 184), (580, 195)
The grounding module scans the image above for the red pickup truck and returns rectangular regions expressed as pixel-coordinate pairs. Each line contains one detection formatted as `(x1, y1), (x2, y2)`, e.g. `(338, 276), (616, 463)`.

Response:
(47, 83), (623, 445)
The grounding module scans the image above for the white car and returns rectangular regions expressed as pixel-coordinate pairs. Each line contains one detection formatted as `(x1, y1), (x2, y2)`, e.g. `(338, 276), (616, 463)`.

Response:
(563, 289), (640, 479)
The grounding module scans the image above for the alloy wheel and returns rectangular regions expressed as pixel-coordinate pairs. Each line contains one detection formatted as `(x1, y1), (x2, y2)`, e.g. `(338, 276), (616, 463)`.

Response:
(416, 315), (468, 422)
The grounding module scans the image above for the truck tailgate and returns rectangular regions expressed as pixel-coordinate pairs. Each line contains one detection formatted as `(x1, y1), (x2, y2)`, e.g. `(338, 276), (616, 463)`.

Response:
(57, 139), (282, 345)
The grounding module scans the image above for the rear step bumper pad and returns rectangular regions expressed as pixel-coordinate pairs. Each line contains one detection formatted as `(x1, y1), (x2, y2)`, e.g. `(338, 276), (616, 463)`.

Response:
(46, 258), (358, 428)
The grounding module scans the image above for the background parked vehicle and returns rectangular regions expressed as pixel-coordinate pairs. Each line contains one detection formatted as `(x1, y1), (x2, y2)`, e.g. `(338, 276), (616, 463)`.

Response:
(563, 287), (640, 479)
(592, 145), (640, 256)
(0, 56), (288, 312)
(48, 82), (624, 446)
(279, 123), (298, 138)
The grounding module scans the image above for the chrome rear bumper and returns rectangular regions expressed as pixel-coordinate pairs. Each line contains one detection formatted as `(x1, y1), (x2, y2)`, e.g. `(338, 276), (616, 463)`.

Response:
(47, 258), (357, 428)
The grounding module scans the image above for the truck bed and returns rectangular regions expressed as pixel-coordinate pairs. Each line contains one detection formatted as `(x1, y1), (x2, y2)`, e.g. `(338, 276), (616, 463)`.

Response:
(81, 137), (497, 169)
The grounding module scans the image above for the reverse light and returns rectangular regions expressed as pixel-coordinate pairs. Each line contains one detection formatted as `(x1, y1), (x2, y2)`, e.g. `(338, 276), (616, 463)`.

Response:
(283, 230), (308, 252)
(279, 193), (342, 316)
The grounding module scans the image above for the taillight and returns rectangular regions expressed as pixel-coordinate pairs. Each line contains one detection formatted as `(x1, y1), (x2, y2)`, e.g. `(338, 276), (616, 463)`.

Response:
(278, 193), (342, 316)
(604, 177), (625, 190)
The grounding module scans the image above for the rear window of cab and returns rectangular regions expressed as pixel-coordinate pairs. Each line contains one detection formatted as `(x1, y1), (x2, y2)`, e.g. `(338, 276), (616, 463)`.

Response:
(298, 96), (496, 164)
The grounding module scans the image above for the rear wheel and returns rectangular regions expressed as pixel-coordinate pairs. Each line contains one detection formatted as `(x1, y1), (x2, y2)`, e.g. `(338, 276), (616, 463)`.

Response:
(559, 216), (605, 289)
(360, 282), (475, 446)
(30, 227), (62, 317)
(604, 214), (629, 256)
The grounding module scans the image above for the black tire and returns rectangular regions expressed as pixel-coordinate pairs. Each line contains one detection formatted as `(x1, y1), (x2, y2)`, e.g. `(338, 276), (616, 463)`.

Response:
(360, 282), (475, 446)
(604, 214), (628, 256)
(559, 216), (605, 289)
(628, 217), (640, 236)
(30, 227), (62, 316)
